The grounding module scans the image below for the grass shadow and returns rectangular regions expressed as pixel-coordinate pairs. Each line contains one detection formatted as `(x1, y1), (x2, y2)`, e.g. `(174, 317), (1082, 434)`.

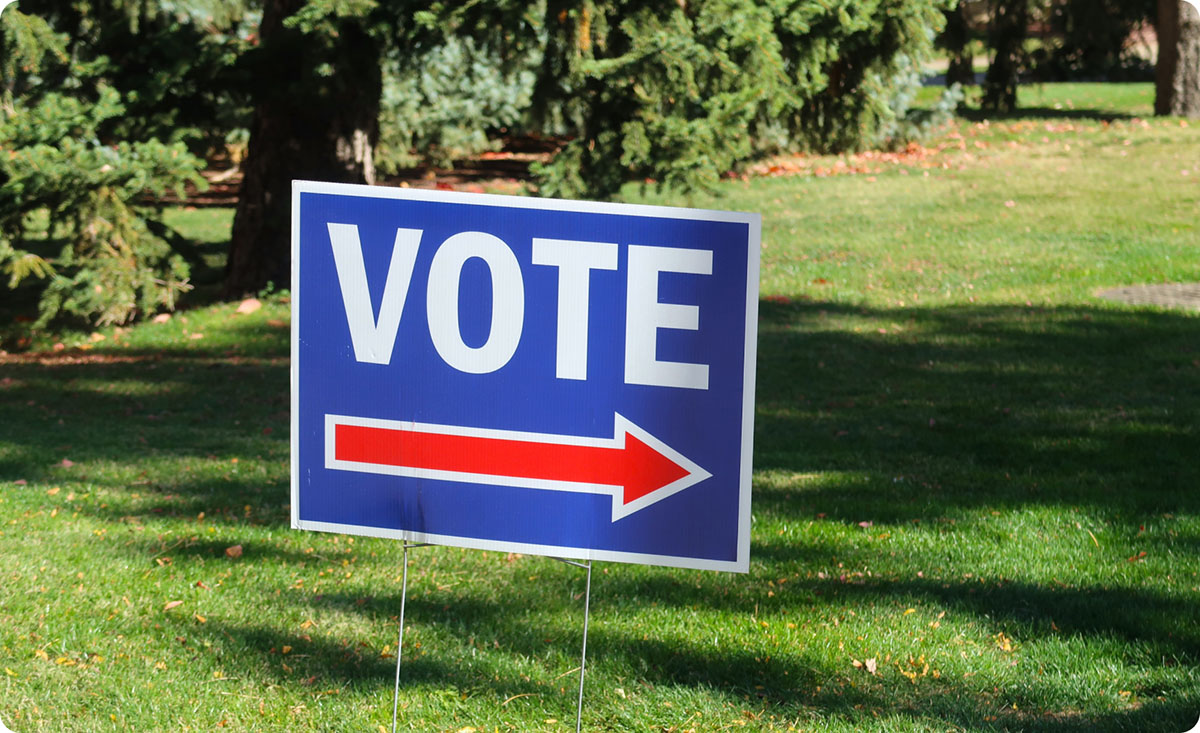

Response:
(957, 107), (1140, 123)
(4, 296), (1199, 730)
(753, 299), (1199, 519)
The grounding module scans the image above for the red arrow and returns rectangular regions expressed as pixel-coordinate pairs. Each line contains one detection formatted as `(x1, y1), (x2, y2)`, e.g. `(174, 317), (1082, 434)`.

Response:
(325, 414), (711, 520)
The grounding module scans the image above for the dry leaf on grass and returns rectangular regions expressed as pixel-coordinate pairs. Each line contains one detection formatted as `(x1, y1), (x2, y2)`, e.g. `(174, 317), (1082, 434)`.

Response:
(851, 658), (878, 675)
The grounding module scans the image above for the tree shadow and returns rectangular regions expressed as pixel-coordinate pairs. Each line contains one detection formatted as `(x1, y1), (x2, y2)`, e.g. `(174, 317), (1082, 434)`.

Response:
(5, 296), (1200, 729)
(958, 107), (1140, 122)
(753, 299), (1199, 520)
(0, 318), (289, 480)
(189, 563), (1200, 732)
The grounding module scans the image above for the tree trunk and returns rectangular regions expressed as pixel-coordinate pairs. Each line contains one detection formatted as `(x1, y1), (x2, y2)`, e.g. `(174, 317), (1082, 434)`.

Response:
(1155, 0), (1200, 117)
(944, 2), (975, 87)
(983, 0), (1028, 113)
(224, 0), (381, 297)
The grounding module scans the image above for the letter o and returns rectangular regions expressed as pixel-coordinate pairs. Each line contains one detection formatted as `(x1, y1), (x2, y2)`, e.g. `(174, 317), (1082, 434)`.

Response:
(426, 231), (524, 374)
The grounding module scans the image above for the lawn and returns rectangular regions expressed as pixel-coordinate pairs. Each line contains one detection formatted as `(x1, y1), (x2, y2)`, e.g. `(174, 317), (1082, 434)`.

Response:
(1, 83), (1199, 732)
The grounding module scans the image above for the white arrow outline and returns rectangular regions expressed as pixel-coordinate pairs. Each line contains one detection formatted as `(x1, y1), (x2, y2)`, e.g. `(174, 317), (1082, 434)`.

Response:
(325, 413), (711, 521)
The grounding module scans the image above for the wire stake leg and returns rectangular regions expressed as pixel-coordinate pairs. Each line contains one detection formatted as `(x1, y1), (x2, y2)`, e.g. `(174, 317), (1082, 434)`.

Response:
(576, 560), (592, 733)
(391, 542), (411, 733)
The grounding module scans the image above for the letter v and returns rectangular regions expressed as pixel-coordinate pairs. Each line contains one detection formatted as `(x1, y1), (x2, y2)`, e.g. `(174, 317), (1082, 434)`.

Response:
(328, 223), (421, 364)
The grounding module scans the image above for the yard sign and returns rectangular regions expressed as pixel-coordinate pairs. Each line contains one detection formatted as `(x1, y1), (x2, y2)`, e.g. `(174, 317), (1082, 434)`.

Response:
(291, 181), (759, 572)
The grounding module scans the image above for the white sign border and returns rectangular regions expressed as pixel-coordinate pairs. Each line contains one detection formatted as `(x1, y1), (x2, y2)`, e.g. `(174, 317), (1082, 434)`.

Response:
(291, 179), (759, 573)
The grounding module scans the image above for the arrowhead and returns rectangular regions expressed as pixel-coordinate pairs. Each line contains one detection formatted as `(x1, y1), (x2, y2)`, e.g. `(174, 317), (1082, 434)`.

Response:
(621, 431), (691, 505)
(612, 415), (711, 519)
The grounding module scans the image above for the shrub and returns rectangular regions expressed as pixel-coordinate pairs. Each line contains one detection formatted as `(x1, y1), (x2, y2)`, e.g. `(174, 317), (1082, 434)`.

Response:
(0, 10), (206, 327)
(528, 0), (953, 199)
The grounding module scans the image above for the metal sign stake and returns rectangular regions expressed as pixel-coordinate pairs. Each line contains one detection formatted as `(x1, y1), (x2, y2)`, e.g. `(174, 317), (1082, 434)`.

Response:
(577, 561), (593, 733)
(391, 542), (429, 733)
(389, 552), (595, 732)
(553, 557), (593, 733)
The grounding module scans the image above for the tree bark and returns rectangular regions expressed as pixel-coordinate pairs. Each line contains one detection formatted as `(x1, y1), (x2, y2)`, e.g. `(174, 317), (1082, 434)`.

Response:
(983, 0), (1028, 113)
(224, 0), (381, 297)
(943, 2), (975, 87)
(1155, 0), (1200, 117)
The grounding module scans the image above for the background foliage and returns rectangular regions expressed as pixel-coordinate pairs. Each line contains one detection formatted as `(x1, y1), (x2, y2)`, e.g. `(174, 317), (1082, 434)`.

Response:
(375, 36), (538, 173)
(0, 3), (245, 326)
(0, 0), (1183, 325)
(527, 0), (958, 199)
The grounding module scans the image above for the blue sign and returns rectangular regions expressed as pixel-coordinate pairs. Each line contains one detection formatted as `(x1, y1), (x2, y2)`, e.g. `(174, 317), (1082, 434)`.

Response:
(291, 181), (759, 571)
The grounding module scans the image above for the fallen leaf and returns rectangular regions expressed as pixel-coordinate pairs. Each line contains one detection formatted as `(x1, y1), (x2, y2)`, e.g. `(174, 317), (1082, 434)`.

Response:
(236, 298), (262, 315)
(60, 458), (75, 468)
(163, 600), (183, 611)
(89, 332), (106, 342)
(189, 333), (205, 340)
(14, 479), (26, 485)
(153, 313), (172, 324)
(851, 658), (878, 675)
(225, 544), (243, 559)
(194, 614), (207, 624)
(995, 632), (1014, 652)
(857, 521), (873, 528)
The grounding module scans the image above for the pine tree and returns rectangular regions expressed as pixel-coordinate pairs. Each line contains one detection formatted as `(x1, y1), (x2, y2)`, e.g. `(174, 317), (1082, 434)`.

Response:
(0, 5), (208, 326)
(224, 0), (385, 296)
(226, 0), (952, 293)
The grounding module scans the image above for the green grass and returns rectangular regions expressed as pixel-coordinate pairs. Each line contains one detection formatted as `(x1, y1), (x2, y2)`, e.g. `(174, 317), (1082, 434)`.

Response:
(2, 83), (1199, 731)
(916, 80), (1155, 118)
